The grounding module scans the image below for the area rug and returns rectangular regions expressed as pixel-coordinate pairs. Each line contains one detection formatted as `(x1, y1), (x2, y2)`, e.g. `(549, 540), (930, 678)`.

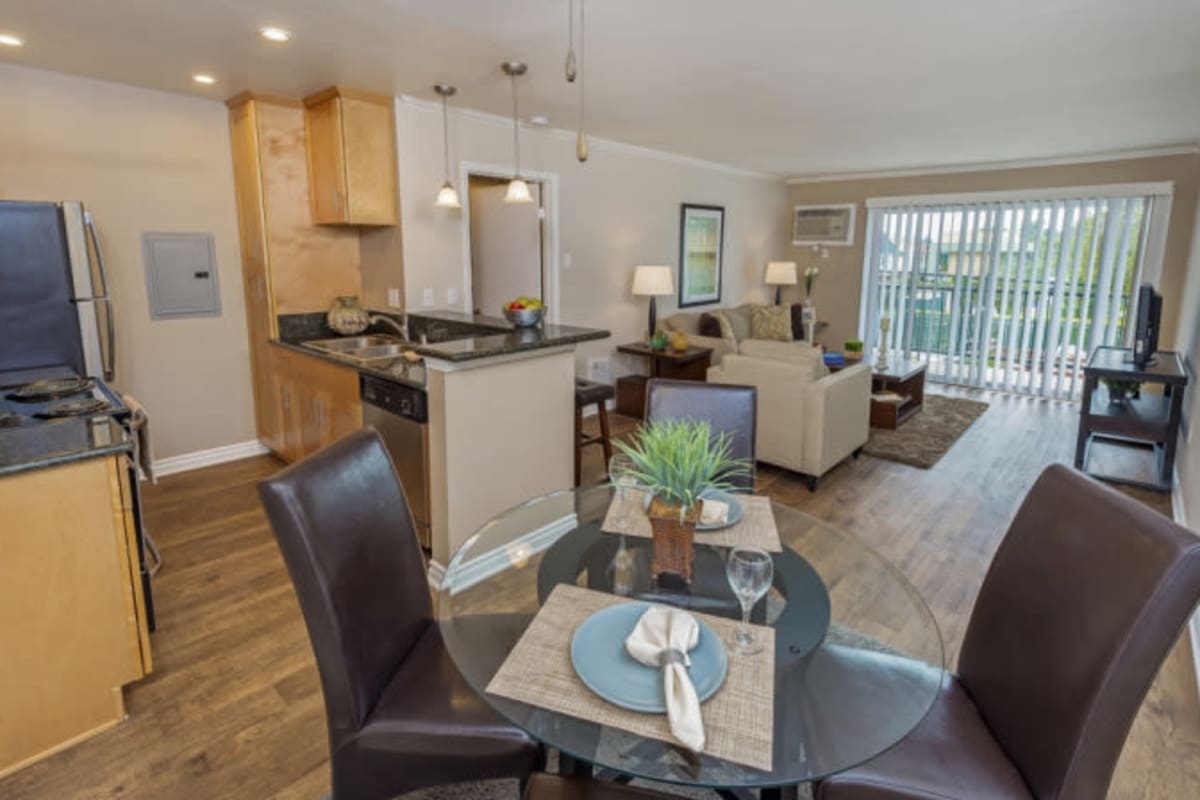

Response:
(863, 394), (989, 469)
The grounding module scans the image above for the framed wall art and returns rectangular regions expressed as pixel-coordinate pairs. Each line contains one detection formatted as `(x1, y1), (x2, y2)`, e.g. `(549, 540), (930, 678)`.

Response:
(678, 203), (725, 307)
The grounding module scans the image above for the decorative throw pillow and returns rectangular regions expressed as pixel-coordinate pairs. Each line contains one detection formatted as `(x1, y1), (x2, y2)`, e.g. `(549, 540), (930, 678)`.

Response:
(750, 305), (794, 342)
(710, 310), (736, 341)
(724, 305), (755, 342)
(697, 313), (722, 338)
(790, 304), (805, 340)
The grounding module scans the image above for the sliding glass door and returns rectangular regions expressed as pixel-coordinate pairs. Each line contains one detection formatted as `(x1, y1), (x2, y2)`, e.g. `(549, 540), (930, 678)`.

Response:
(860, 188), (1168, 400)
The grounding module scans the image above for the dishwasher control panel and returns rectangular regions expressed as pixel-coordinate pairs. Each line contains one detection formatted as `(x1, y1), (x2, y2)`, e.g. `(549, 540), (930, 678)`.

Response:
(360, 374), (428, 423)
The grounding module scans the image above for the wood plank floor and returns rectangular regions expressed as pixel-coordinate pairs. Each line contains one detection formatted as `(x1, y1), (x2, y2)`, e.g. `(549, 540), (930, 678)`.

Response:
(1, 386), (1196, 799)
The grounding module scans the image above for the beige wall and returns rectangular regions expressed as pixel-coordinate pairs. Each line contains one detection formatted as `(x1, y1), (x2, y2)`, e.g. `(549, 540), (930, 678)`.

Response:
(0, 64), (254, 460)
(787, 154), (1200, 351)
(1174, 195), (1200, 529)
(392, 98), (789, 377)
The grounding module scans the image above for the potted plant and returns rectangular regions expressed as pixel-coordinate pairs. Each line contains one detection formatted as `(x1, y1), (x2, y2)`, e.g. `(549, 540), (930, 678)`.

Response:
(844, 339), (864, 361)
(1101, 377), (1142, 405)
(615, 419), (749, 582)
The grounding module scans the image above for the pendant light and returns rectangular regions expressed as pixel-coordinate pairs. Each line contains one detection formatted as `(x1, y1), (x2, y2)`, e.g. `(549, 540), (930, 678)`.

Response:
(564, 0), (577, 82)
(502, 61), (534, 204)
(433, 84), (461, 209)
(575, 0), (589, 162)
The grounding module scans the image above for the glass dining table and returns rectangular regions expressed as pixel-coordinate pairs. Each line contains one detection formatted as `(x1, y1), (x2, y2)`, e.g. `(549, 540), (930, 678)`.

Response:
(437, 485), (945, 793)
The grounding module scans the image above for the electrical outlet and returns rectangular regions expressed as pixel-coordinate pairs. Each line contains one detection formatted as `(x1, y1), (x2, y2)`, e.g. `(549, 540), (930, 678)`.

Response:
(446, 287), (459, 305)
(562, 251), (573, 270)
(387, 288), (401, 307)
(587, 357), (611, 384)
(422, 288), (435, 307)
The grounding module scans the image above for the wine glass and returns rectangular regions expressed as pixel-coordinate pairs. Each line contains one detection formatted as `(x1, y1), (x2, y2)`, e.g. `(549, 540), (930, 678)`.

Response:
(726, 546), (774, 655)
(608, 453), (638, 531)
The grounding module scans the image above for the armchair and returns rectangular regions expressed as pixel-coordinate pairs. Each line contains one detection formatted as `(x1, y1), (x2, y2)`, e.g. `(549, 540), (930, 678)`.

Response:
(708, 353), (869, 490)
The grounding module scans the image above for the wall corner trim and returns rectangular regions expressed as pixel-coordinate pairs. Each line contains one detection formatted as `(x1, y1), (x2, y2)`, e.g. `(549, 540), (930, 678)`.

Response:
(152, 439), (271, 478)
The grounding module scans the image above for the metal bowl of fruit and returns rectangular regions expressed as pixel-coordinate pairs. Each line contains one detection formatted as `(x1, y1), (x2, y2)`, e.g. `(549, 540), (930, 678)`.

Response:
(502, 298), (545, 328)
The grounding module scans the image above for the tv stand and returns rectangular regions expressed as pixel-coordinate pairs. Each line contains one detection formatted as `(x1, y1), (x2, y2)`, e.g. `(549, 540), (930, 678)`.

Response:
(1074, 346), (1187, 493)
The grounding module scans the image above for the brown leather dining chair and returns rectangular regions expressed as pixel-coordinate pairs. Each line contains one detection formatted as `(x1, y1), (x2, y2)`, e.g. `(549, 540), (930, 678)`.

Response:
(816, 464), (1200, 800)
(645, 378), (757, 492)
(258, 429), (542, 800)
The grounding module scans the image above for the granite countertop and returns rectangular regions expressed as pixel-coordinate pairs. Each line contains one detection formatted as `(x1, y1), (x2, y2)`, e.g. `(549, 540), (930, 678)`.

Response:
(276, 310), (610, 377)
(0, 417), (131, 478)
(403, 310), (610, 363)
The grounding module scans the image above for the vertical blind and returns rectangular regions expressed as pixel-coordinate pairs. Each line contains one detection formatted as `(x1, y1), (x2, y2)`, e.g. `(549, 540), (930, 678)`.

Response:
(860, 188), (1168, 400)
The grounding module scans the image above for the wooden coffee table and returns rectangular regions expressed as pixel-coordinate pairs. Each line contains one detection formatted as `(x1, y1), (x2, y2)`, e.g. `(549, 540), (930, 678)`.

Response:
(614, 342), (714, 419)
(870, 358), (927, 429)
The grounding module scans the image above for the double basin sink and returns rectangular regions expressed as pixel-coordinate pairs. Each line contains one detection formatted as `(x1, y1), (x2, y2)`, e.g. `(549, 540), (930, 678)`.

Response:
(302, 335), (422, 368)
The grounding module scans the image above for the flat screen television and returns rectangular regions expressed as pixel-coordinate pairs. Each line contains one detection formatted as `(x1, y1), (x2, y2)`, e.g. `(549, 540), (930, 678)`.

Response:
(1130, 282), (1162, 367)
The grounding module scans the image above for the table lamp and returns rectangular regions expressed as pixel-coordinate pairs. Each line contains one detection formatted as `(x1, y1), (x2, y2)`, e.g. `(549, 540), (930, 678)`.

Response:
(632, 265), (674, 339)
(765, 261), (798, 305)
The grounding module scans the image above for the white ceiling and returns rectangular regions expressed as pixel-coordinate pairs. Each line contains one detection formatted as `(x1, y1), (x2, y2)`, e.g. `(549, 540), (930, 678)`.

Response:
(2, 0), (1198, 177)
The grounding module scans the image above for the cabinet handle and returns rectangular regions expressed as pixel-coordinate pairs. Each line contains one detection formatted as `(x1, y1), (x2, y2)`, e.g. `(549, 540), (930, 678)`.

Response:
(282, 386), (290, 415)
(314, 398), (325, 430)
(332, 189), (342, 218)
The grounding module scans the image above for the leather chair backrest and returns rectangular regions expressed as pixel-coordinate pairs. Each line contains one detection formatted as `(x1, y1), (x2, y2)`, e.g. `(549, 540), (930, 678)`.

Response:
(958, 464), (1200, 800)
(645, 378), (757, 492)
(258, 429), (433, 742)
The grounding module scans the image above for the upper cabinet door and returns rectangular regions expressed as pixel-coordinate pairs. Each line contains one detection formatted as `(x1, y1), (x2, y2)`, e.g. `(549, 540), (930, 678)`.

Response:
(303, 87), (398, 226)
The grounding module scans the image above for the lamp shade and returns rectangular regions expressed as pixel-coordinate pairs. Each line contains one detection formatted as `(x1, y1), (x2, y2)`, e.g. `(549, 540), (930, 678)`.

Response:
(504, 178), (534, 204)
(765, 261), (798, 285)
(632, 265), (674, 296)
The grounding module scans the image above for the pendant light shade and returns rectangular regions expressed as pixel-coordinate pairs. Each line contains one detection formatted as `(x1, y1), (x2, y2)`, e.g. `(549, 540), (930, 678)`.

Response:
(433, 84), (461, 209)
(502, 61), (535, 204)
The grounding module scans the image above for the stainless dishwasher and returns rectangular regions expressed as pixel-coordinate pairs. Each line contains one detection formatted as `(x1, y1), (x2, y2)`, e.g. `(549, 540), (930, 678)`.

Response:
(360, 374), (431, 550)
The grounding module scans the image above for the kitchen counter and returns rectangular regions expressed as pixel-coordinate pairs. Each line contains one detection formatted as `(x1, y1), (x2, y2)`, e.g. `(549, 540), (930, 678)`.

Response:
(407, 310), (609, 363)
(0, 417), (131, 478)
(270, 339), (427, 389)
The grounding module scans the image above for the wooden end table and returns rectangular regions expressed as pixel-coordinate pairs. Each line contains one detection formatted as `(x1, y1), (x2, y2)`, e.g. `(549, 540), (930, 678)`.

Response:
(615, 342), (714, 419)
(871, 358), (927, 429)
(1074, 346), (1187, 493)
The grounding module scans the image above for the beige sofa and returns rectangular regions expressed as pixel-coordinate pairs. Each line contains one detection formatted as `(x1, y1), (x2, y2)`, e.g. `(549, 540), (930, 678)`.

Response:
(659, 303), (788, 366)
(707, 339), (871, 489)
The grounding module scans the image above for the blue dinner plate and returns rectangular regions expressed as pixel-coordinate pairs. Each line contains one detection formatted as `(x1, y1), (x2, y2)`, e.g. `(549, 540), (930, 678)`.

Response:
(570, 602), (729, 713)
(639, 487), (743, 531)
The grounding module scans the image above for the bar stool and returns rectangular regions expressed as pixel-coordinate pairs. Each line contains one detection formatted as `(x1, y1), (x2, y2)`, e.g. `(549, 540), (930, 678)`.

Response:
(574, 378), (614, 486)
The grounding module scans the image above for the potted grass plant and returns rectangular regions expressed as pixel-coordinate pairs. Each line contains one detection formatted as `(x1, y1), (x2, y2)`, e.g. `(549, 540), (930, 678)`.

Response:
(615, 419), (749, 582)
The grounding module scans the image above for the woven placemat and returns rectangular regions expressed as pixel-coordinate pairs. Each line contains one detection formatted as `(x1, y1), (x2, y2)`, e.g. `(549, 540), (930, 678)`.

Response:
(600, 490), (782, 553)
(486, 583), (775, 771)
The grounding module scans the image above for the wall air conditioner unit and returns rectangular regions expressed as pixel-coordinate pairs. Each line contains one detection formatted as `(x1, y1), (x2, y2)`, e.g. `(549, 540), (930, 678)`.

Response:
(792, 203), (856, 246)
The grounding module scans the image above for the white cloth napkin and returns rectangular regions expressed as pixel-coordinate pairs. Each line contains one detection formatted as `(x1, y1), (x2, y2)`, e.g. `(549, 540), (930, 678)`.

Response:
(624, 606), (705, 752)
(699, 497), (729, 526)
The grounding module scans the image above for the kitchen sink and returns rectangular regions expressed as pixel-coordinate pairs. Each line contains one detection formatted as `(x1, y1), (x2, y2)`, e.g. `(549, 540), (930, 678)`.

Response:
(349, 344), (413, 359)
(303, 335), (402, 353)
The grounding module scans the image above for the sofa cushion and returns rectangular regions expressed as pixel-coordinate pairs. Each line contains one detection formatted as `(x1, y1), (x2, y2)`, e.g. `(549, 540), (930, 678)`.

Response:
(724, 305), (755, 342)
(661, 312), (699, 335)
(751, 305), (794, 342)
(739, 339), (827, 379)
(697, 313), (722, 338)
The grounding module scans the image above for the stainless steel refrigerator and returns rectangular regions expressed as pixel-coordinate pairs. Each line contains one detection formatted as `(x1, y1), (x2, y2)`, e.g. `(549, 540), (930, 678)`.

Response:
(0, 200), (115, 379)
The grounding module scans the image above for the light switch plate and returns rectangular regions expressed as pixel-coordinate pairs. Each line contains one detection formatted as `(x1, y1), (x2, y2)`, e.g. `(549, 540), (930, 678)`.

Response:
(446, 287), (459, 305)
(562, 251), (573, 270)
(387, 288), (401, 307)
(422, 288), (435, 307)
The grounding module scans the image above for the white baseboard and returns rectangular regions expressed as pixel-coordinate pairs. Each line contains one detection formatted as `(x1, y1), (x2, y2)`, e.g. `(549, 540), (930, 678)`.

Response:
(153, 439), (271, 478)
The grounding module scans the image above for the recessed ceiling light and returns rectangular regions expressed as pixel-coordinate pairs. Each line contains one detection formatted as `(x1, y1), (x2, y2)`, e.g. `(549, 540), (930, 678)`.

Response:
(259, 26), (291, 43)
(193, 74), (216, 85)
(528, 115), (550, 126)
(0, 33), (23, 47)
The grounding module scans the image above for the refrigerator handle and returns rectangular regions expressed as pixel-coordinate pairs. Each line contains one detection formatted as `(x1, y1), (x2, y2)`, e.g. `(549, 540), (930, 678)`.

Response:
(84, 210), (116, 381)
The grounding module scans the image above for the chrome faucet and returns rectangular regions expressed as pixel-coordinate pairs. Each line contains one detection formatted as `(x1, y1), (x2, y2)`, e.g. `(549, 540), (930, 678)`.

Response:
(369, 314), (409, 341)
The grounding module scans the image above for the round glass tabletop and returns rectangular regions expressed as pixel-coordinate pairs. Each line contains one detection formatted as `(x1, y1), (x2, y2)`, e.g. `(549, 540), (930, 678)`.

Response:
(437, 486), (945, 789)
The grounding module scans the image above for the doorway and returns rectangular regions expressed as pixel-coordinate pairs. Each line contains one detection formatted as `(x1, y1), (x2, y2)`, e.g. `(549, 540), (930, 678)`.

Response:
(467, 174), (544, 317)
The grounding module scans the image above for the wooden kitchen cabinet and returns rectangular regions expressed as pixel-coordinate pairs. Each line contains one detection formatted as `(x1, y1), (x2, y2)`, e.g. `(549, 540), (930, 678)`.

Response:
(268, 345), (362, 462)
(303, 86), (398, 226)
(0, 455), (152, 777)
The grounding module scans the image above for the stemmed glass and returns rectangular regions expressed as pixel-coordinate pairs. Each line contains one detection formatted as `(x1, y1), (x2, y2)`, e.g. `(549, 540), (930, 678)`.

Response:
(608, 453), (637, 531)
(726, 546), (774, 655)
